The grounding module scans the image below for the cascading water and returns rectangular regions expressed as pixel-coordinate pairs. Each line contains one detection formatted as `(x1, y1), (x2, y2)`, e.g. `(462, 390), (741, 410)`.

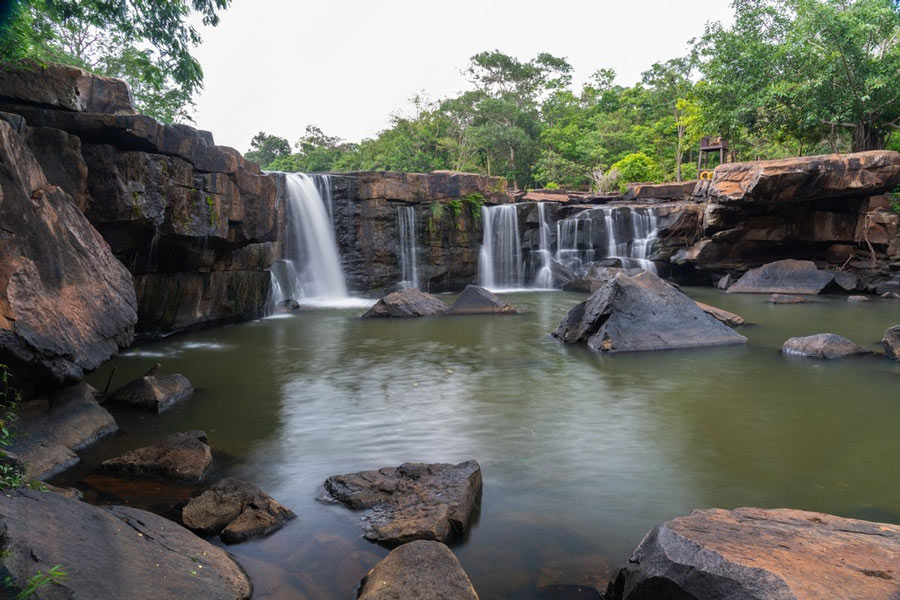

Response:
(478, 204), (524, 289)
(554, 206), (658, 275)
(555, 217), (596, 276)
(396, 206), (419, 289)
(533, 203), (553, 288)
(270, 173), (350, 305)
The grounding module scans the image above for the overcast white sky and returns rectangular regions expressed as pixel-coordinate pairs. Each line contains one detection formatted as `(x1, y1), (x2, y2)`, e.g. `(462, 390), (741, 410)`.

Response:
(191, 0), (735, 153)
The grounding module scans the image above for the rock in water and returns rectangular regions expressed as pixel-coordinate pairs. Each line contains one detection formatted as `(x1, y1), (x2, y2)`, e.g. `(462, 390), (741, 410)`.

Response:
(716, 274), (732, 290)
(362, 288), (449, 318)
(768, 294), (808, 304)
(883, 325), (900, 360)
(727, 259), (835, 295)
(358, 540), (479, 600)
(847, 295), (870, 303)
(99, 430), (212, 482)
(0, 489), (251, 600)
(554, 271), (746, 352)
(606, 507), (900, 600)
(694, 301), (745, 327)
(782, 333), (871, 359)
(324, 460), (482, 546)
(182, 477), (296, 544)
(448, 285), (517, 315)
(110, 373), (194, 414)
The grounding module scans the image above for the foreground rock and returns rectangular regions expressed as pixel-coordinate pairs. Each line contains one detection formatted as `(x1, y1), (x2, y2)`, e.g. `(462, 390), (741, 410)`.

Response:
(448, 285), (517, 315)
(100, 430), (212, 482)
(109, 373), (193, 413)
(362, 288), (450, 318)
(182, 477), (296, 544)
(782, 333), (871, 359)
(324, 460), (482, 546)
(694, 301), (745, 327)
(883, 325), (900, 360)
(727, 259), (835, 295)
(358, 540), (479, 600)
(554, 271), (747, 352)
(0, 489), (251, 600)
(0, 118), (137, 386)
(607, 507), (900, 600)
(7, 382), (117, 480)
(768, 294), (808, 304)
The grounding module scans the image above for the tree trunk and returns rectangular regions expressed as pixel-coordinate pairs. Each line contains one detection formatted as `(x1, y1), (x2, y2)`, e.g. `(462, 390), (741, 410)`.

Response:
(852, 122), (886, 152)
(675, 124), (684, 182)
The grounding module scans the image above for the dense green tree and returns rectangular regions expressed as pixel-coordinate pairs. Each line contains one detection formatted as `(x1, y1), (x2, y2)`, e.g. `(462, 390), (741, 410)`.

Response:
(245, 132), (291, 167)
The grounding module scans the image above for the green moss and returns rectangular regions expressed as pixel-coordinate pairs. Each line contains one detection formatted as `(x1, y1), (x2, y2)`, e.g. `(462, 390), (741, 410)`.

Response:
(206, 196), (217, 227)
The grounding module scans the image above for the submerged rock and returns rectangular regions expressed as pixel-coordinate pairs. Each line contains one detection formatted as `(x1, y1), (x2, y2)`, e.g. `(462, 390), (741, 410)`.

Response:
(782, 333), (871, 359)
(324, 460), (482, 546)
(0, 489), (251, 600)
(694, 301), (745, 327)
(358, 540), (479, 600)
(727, 259), (835, 295)
(883, 325), (900, 360)
(606, 507), (900, 600)
(8, 382), (117, 480)
(110, 373), (194, 414)
(182, 477), (296, 544)
(100, 430), (212, 482)
(768, 294), (808, 304)
(847, 295), (870, 303)
(448, 285), (517, 315)
(362, 288), (449, 318)
(554, 271), (747, 353)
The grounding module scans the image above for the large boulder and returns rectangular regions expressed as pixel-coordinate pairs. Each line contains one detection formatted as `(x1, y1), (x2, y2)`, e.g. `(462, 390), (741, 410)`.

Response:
(109, 373), (194, 414)
(607, 507), (900, 600)
(883, 325), (900, 360)
(362, 288), (449, 318)
(181, 477), (296, 544)
(324, 460), (482, 546)
(7, 382), (117, 480)
(554, 271), (747, 352)
(782, 333), (871, 359)
(358, 540), (479, 600)
(448, 285), (517, 315)
(0, 118), (137, 386)
(727, 259), (835, 295)
(707, 151), (900, 204)
(99, 430), (212, 482)
(0, 489), (251, 600)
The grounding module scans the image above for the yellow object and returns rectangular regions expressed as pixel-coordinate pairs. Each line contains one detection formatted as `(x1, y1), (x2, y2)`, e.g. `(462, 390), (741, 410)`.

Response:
(699, 170), (714, 180)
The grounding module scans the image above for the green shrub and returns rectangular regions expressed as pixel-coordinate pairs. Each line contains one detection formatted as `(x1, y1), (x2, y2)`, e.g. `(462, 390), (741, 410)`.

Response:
(4, 564), (68, 599)
(544, 182), (560, 190)
(609, 152), (661, 192)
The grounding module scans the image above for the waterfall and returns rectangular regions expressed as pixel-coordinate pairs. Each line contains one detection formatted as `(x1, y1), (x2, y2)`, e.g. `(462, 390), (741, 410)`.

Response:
(555, 217), (596, 276)
(271, 173), (349, 304)
(478, 204), (523, 289)
(397, 206), (419, 289)
(603, 207), (658, 273)
(534, 203), (553, 288)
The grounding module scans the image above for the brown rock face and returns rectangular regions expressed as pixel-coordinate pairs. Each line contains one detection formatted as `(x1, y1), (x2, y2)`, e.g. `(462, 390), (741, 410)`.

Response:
(324, 460), (482, 546)
(607, 507), (900, 600)
(0, 62), (134, 114)
(0, 119), (137, 385)
(109, 373), (193, 414)
(362, 288), (450, 318)
(708, 151), (900, 204)
(0, 489), (251, 600)
(358, 540), (479, 600)
(100, 430), (212, 482)
(882, 325), (900, 360)
(181, 477), (296, 544)
(782, 333), (871, 359)
(625, 180), (698, 202)
(727, 259), (835, 295)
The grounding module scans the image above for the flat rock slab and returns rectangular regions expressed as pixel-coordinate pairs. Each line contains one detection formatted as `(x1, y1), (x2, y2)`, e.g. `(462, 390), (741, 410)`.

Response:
(728, 259), (835, 295)
(448, 285), (517, 315)
(362, 288), (449, 318)
(0, 489), (251, 600)
(8, 382), (117, 480)
(99, 430), (212, 482)
(182, 477), (296, 544)
(110, 373), (194, 413)
(883, 325), (900, 360)
(782, 333), (871, 359)
(768, 294), (808, 304)
(324, 460), (482, 546)
(695, 301), (745, 327)
(358, 540), (479, 600)
(554, 271), (746, 353)
(607, 507), (900, 600)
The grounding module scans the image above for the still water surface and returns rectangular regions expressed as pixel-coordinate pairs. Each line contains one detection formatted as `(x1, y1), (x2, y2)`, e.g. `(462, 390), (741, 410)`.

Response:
(74, 289), (900, 599)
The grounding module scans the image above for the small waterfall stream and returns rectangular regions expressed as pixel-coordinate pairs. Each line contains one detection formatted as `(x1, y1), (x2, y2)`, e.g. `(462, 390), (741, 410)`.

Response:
(555, 206), (659, 275)
(533, 203), (553, 288)
(478, 204), (523, 289)
(396, 206), (419, 289)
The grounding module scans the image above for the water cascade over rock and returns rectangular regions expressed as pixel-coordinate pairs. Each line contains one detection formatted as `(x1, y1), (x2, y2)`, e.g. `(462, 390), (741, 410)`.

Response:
(604, 207), (658, 272)
(271, 173), (349, 305)
(479, 204), (524, 289)
(396, 206), (419, 289)
(554, 206), (659, 277)
(534, 202), (553, 287)
(556, 216), (596, 276)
